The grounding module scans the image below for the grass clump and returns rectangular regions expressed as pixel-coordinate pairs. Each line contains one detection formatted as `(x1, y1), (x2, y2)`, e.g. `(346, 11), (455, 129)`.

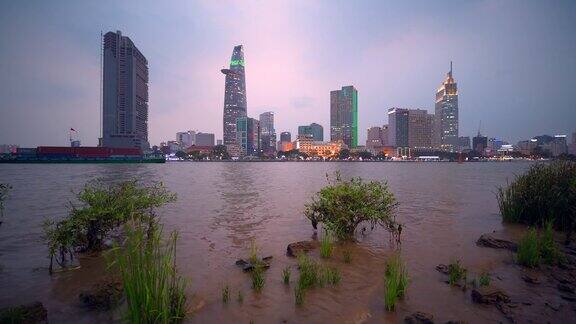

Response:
(343, 249), (352, 264)
(237, 290), (243, 304)
(305, 172), (398, 241)
(448, 259), (467, 286)
(222, 285), (230, 303)
(478, 273), (490, 287)
(322, 267), (341, 285)
(384, 253), (408, 311)
(111, 223), (187, 323)
(294, 286), (304, 306)
(295, 253), (341, 306)
(320, 230), (334, 258)
(251, 264), (265, 292)
(540, 221), (564, 265)
(497, 161), (576, 242)
(282, 267), (291, 285)
(517, 228), (540, 268)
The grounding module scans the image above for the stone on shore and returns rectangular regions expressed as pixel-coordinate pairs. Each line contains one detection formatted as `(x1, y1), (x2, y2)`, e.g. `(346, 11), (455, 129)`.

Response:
(471, 287), (511, 305)
(79, 280), (123, 310)
(476, 234), (518, 252)
(404, 311), (434, 324)
(286, 241), (317, 257)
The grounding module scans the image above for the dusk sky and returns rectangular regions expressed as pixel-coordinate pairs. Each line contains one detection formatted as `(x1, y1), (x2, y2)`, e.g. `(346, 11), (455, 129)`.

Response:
(1, 0), (575, 147)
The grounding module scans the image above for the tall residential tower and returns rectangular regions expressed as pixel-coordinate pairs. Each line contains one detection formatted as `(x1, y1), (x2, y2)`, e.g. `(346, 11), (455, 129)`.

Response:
(330, 86), (358, 148)
(221, 45), (247, 146)
(434, 62), (459, 151)
(101, 30), (149, 149)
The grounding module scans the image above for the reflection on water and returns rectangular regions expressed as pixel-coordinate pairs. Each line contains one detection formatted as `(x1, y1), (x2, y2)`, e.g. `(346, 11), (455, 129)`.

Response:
(0, 162), (536, 323)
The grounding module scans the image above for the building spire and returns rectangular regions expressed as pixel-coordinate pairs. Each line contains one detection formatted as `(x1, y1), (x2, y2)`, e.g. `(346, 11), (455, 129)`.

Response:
(449, 61), (453, 77)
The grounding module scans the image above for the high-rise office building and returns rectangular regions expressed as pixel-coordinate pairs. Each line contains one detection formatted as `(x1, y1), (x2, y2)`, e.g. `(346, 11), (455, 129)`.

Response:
(366, 127), (384, 150)
(388, 108), (409, 147)
(280, 132), (291, 143)
(434, 62), (459, 151)
(408, 109), (433, 149)
(473, 133), (488, 154)
(195, 133), (215, 147)
(259, 112), (276, 154)
(222, 45), (247, 146)
(330, 86), (358, 148)
(176, 131), (195, 148)
(459, 136), (471, 151)
(101, 31), (149, 149)
(236, 117), (259, 156)
(298, 123), (324, 141)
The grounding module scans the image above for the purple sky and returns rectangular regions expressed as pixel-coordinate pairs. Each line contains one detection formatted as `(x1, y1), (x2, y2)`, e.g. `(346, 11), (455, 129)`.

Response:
(1, 0), (575, 147)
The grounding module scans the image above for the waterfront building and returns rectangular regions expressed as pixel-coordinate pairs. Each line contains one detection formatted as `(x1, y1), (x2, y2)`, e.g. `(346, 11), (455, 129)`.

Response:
(101, 30), (149, 149)
(388, 108), (409, 148)
(473, 133), (488, 154)
(222, 45), (247, 146)
(296, 136), (343, 159)
(259, 112), (276, 154)
(195, 132), (215, 147)
(434, 62), (459, 151)
(330, 86), (358, 148)
(366, 126), (384, 150)
(550, 135), (568, 157)
(236, 117), (260, 156)
(408, 109), (433, 149)
(298, 123), (324, 141)
(459, 136), (471, 151)
(177, 131), (195, 148)
(280, 131), (291, 143)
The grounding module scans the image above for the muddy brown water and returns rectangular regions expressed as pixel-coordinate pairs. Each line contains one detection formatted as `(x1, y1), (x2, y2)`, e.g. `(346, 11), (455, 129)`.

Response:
(0, 161), (564, 323)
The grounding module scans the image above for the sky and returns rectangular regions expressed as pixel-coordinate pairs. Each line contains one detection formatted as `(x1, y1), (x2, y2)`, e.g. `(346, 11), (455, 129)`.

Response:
(0, 0), (575, 147)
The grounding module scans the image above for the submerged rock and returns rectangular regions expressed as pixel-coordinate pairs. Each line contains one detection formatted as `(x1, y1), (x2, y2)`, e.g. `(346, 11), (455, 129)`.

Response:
(471, 288), (511, 305)
(476, 234), (518, 252)
(286, 241), (316, 257)
(404, 311), (434, 324)
(435, 264), (449, 275)
(79, 280), (123, 310)
(235, 256), (272, 272)
(521, 273), (540, 284)
(0, 301), (47, 323)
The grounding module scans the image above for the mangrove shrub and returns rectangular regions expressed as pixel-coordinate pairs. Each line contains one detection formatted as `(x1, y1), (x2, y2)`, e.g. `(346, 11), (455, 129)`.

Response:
(497, 161), (576, 241)
(305, 173), (398, 240)
(44, 179), (176, 272)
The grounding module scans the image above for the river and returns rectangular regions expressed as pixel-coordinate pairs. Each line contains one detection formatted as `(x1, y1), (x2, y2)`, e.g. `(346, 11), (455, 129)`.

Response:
(0, 162), (537, 323)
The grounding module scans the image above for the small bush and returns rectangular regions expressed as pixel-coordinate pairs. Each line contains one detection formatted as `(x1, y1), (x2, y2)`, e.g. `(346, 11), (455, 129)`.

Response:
(478, 273), (490, 287)
(448, 260), (467, 286)
(517, 228), (540, 268)
(305, 172), (398, 240)
(222, 285), (230, 303)
(497, 161), (576, 241)
(320, 230), (333, 258)
(384, 253), (408, 311)
(282, 267), (291, 285)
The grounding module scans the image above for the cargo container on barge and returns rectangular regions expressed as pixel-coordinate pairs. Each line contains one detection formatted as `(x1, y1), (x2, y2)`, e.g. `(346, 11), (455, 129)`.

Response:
(0, 146), (164, 163)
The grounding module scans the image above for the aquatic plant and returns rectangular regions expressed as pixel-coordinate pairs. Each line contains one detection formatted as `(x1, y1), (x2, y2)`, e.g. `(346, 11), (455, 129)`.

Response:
(320, 230), (333, 258)
(294, 285), (304, 306)
(222, 285), (230, 303)
(478, 273), (490, 287)
(249, 240), (259, 264)
(297, 254), (320, 290)
(43, 179), (176, 273)
(343, 249), (352, 264)
(282, 267), (291, 285)
(0, 183), (11, 219)
(448, 259), (467, 286)
(497, 161), (576, 242)
(237, 290), (244, 304)
(540, 221), (564, 265)
(517, 228), (540, 268)
(111, 222), (187, 323)
(305, 172), (399, 241)
(251, 264), (265, 292)
(322, 266), (341, 285)
(384, 253), (408, 311)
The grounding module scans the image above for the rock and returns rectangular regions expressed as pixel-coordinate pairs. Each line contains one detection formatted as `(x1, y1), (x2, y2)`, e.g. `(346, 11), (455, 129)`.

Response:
(404, 311), (434, 324)
(521, 274), (540, 284)
(262, 256), (273, 262)
(496, 303), (515, 322)
(436, 264), (449, 275)
(286, 241), (316, 257)
(557, 283), (575, 294)
(471, 288), (511, 305)
(79, 281), (123, 310)
(235, 257), (272, 272)
(476, 234), (518, 252)
(0, 302), (47, 323)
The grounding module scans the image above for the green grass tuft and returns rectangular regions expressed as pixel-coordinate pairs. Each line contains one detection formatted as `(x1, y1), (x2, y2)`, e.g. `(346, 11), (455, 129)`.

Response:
(478, 273), (490, 287)
(384, 253), (408, 311)
(343, 249), (352, 264)
(222, 285), (230, 303)
(448, 259), (467, 286)
(282, 266), (291, 285)
(294, 285), (305, 306)
(251, 264), (265, 292)
(517, 228), (540, 268)
(320, 230), (333, 258)
(237, 290), (243, 304)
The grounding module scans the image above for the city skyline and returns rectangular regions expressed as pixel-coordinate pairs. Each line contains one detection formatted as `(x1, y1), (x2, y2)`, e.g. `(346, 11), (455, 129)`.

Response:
(1, 1), (575, 147)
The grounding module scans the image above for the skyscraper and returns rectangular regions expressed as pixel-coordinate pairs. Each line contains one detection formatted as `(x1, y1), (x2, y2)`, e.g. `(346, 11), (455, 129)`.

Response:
(388, 108), (433, 148)
(298, 123), (324, 141)
(330, 86), (358, 148)
(434, 62), (459, 151)
(222, 45), (247, 146)
(388, 108), (409, 147)
(280, 132), (291, 143)
(236, 117), (259, 156)
(101, 31), (149, 149)
(259, 112), (276, 154)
